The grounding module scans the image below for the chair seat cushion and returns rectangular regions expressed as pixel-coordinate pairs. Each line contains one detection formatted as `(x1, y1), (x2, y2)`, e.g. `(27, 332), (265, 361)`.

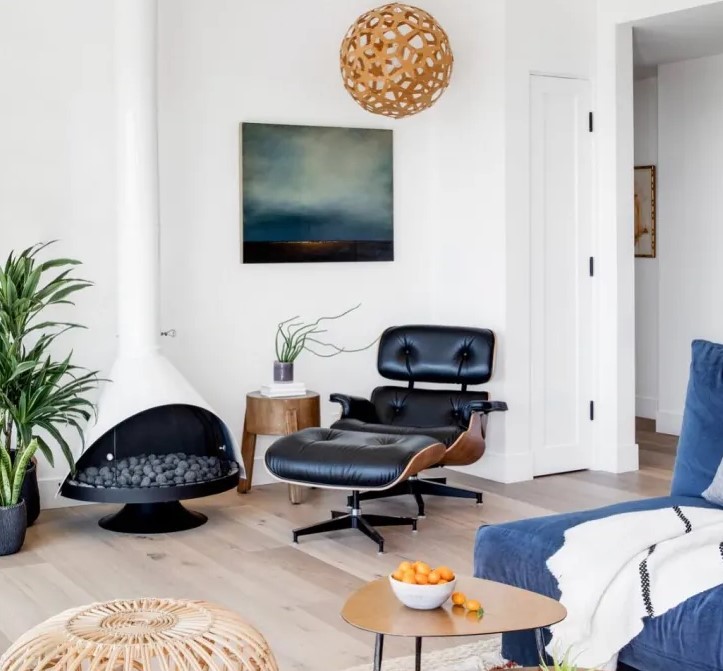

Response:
(265, 428), (443, 490)
(331, 417), (461, 447)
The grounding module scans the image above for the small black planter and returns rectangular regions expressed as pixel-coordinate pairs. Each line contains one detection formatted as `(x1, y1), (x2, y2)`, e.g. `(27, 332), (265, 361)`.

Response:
(0, 500), (27, 556)
(21, 460), (40, 526)
(273, 361), (294, 382)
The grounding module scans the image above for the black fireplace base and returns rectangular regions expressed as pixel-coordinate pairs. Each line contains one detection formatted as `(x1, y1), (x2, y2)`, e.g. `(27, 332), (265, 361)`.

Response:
(99, 501), (208, 534)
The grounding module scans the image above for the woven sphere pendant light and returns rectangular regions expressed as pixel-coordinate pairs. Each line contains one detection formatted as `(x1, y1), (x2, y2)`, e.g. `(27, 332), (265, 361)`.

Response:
(0, 598), (279, 671)
(340, 3), (454, 118)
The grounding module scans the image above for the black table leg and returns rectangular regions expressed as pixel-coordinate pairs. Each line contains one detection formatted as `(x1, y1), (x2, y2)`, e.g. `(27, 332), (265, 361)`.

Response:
(535, 628), (546, 663)
(415, 637), (422, 671)
(373, 633), (384, 671)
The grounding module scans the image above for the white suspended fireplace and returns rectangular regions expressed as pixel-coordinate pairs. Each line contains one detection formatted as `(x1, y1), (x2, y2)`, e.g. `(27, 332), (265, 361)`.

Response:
(61, 0), (241, 532)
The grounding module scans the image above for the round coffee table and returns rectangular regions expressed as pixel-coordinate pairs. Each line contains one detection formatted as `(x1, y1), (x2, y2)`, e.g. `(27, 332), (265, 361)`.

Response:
(341, 576), (566, 671)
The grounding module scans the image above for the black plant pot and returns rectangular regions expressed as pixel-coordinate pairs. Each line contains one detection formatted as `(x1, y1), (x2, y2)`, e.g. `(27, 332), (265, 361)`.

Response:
(22, 460), (40, 526)
(0, 500), (27, 556)
(273, 361), (294, 382)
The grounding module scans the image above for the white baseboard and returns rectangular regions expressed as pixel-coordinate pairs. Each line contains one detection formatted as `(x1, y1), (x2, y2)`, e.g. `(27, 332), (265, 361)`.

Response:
(451, 450), (533, 483)
(657, 410), (683, 437)
(39, 477), (90, 509)
(635, 396), (657, 420)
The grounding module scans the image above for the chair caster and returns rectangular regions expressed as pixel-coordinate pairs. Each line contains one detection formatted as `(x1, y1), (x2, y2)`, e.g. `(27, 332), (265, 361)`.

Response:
(412, 520), (418, 532)
(476, 493), (483, 505)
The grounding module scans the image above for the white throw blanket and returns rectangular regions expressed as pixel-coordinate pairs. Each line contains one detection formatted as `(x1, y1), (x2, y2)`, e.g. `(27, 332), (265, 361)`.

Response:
(546, 505), (723, 670)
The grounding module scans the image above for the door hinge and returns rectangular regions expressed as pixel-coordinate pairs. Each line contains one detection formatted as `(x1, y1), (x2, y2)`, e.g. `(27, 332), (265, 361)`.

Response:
(589, 256), (595, 277)
(589, 400), (595, 421)
(589, 112), (594, 133)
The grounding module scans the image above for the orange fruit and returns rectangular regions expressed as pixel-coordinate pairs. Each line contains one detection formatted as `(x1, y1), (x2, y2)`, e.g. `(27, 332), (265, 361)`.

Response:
(398, 561), (413, 573)
(427, 570), (441, 585)
(438, 579), (448, 585)
(437, 566), (454, 581)
(465, 599), (482, 612)
(415, 573), (429, 585)
(402, 571), (417, 584)
(413, 561), (431, 575)
(451, 592), (466, 606)
(392, 569), (404, 582)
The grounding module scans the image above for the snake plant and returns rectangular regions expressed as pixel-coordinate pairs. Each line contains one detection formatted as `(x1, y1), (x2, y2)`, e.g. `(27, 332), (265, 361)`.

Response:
(0, 242), (100, 499)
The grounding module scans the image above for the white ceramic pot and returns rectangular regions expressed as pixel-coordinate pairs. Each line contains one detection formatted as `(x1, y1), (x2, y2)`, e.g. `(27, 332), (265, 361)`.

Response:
(389, 574), (457, 610)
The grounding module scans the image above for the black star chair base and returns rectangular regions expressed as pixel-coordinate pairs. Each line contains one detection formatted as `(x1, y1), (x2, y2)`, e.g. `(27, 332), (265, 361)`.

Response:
(265, 428), (446, 553)
(330, 325), (508, 517)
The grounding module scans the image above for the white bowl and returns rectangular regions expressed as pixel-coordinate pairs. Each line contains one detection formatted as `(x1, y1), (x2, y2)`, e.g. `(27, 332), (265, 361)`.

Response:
(389, 574), (457, 610)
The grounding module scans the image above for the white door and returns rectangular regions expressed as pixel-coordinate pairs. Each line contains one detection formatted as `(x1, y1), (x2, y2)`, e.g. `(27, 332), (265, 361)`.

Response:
(530, 74), (594, 476)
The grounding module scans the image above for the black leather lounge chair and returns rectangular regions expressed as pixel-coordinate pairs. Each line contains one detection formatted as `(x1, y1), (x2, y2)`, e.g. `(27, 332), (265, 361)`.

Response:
(330, 325), (507, 516)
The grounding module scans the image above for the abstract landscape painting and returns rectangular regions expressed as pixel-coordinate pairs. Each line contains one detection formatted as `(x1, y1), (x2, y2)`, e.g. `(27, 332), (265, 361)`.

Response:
(241, 122), (393, 263)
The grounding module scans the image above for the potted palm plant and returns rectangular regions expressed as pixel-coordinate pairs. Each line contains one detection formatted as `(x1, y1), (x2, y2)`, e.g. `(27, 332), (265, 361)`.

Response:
(0, 242), (100, 539)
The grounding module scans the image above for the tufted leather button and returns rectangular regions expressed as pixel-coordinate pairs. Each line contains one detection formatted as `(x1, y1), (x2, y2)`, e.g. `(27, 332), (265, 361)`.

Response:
(461, 351), (469, 358)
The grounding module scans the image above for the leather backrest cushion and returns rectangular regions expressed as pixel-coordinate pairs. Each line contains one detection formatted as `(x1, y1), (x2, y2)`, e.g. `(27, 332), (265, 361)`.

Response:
(378, 325), (495, 384)
(371, 386), (489, 428)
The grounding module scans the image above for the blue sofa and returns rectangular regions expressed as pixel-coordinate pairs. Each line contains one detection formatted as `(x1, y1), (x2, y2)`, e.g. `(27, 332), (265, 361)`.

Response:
(474, 340), (723, 670)
(473, 495), (723, 670)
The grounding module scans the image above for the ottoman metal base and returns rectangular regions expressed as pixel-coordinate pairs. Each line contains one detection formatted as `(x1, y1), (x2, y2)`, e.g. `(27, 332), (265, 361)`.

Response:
(292, 491), (417, 553)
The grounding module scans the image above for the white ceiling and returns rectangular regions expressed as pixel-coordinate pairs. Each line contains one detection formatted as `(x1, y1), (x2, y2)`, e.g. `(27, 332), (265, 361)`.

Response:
(633, 1), (723, 78)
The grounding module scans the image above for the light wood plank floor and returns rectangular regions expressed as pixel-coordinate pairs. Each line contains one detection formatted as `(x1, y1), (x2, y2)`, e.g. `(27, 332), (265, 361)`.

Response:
(0, 424), (676, 670)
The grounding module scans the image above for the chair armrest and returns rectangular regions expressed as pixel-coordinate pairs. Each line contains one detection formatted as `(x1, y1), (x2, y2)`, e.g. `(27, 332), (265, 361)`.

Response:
(329, 394), (379, 422)
(462, 400), (508, 425)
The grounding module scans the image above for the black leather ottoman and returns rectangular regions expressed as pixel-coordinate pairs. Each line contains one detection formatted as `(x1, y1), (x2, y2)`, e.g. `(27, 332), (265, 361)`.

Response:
(265, 428), (445, 552)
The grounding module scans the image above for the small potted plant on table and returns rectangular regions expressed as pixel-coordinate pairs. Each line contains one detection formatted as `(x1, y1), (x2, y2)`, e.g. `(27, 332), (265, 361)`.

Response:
(273, 304), (377, 382)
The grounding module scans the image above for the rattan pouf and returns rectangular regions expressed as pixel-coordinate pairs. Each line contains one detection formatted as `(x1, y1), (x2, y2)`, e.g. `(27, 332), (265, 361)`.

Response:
(0, 598), (279, 671)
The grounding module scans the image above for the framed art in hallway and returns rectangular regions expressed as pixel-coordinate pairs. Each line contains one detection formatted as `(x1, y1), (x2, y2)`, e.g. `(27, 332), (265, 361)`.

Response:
(240, 122), (394, 264)
(634, 165), (656, 258)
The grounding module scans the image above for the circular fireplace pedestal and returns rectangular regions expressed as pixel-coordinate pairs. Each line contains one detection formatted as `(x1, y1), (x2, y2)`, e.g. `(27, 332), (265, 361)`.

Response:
(99, 501), (208, 534)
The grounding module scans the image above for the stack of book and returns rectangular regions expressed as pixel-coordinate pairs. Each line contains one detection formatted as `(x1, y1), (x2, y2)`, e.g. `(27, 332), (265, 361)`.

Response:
(259, 381), (307, 398)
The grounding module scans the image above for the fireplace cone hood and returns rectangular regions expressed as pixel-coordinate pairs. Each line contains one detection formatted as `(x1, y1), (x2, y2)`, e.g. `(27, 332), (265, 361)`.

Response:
(61, 0), (240, 532)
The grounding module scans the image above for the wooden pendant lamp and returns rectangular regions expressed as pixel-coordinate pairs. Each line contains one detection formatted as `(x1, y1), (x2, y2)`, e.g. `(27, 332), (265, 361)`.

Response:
(340, 3), (454, 118)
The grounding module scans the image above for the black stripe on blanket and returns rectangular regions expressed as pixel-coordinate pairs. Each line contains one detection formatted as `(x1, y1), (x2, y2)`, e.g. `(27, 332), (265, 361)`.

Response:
(720, 542), (723, 562)
(639, 544), (657, 617)
(673, 506), (692, 533)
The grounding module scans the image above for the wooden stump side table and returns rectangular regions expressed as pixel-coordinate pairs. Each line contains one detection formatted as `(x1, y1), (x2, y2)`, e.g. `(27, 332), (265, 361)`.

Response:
(237, 391), (320, 503)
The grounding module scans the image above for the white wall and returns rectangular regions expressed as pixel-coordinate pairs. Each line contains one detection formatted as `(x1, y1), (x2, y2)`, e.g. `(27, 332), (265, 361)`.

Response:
(0, 0), (637, 506)
(0, 0), (116, 504)
(633, 76), (659, 420)
(656, 53), (723, 434)
(593, 0), (722, 472)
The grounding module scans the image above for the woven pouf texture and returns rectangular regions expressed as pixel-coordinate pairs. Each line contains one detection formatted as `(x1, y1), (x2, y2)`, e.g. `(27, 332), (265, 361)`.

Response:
(0, 598), (279, 671)
(340, 3), (453, 118)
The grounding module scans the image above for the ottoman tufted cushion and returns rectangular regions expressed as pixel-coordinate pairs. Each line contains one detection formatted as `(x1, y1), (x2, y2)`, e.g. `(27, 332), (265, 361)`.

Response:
(265, 428), (445, 490)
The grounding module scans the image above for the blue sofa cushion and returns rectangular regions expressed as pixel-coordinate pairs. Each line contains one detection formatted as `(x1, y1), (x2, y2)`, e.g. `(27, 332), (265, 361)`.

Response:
(671, 339), (723, 497)
(474, 496), (723, 670)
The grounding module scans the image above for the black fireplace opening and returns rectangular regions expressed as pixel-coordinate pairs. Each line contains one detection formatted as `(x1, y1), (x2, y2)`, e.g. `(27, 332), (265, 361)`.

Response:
(62, 404), (240, 533)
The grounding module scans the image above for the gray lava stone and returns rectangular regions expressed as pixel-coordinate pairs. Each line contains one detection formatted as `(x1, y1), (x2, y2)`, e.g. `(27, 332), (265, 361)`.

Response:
(131, 474), (142, 486)
(99, 466), (111, 476)
(173, 476), (184, 484)
(191, 463), (201, 472)
(86, 466), (99, 477)
(117, 475), (129, 487)
(208, 457), (218, 466)
(177, 460), (188, 470)
(117, 459), (129, 470)
(129, 457), (139, 467)
(140, 477), (151, 487)
(184, 471), (197, 483)
(143, 465), (154, 476)
(164, 454), (175, 464)
(157, 475), (168, 485)
(153, 465), (163, 474)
